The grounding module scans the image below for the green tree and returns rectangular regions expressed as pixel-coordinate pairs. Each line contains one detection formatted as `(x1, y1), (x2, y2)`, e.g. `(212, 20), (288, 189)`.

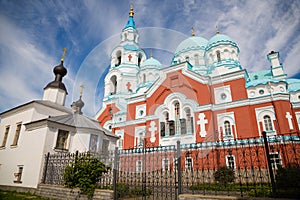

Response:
(214, 166), (235, 185)
(63, 154), (108, 198)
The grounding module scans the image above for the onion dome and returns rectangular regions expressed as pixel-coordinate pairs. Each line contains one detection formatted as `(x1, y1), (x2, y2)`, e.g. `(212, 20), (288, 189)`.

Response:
(206, 34), (239, 51)
(75, 97), (84, 114)
(44, 49), (68, 93)
(174, 36), (208, 56)
(141, 57), (162, 69)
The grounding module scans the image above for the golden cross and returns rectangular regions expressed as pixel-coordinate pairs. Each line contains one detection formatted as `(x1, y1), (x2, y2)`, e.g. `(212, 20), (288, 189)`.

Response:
(216, 25), (220, 34)
(61, 48), (67, 62)
(192, 27), (195, 36)
(80, 84), (85, 97)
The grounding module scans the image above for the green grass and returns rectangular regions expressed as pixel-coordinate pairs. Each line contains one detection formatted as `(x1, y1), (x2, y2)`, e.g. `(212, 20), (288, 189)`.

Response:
(0, 190), (51, 200)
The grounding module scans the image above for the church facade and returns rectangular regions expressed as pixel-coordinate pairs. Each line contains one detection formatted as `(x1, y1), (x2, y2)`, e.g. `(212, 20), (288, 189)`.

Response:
(96, 6), (300, 151)
(0, 54), (118, 188)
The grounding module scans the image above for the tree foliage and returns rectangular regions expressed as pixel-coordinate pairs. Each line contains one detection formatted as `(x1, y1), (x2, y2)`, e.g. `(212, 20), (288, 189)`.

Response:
(214, 166), (235, 185)
(63, 154), (108, 197)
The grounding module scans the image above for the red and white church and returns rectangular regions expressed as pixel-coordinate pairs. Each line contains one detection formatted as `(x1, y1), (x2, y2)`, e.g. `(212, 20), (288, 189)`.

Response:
(96, 6), (300, 150)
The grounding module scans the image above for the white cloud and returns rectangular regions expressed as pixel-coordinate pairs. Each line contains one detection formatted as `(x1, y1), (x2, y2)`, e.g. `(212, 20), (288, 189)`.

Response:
(0, 15), (57, 111)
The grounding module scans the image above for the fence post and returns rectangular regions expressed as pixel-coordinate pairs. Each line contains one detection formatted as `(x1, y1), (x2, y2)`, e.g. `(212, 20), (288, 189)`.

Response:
(41, 152), (50, 184)
(262, 131), (276, 196)
(113, 147), (119, 200)
(177, 140), (182, 195)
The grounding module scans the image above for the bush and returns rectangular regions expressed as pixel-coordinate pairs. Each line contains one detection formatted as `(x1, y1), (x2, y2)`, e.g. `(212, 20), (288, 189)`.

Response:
(275, 165), (300, 198)
(63, 154), (108, 197)
(214, 166), (235, 186)
(275, 165), (300, 189)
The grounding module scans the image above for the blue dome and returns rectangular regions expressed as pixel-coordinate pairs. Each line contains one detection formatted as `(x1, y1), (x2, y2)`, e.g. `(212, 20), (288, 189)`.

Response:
(206, 34), (238, 51)
(141, 57), (161, 68)
(175, 36), (208, 56)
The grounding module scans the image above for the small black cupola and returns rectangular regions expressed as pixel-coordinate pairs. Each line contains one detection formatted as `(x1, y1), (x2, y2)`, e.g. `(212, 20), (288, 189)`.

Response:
(44, 48), (68, 94)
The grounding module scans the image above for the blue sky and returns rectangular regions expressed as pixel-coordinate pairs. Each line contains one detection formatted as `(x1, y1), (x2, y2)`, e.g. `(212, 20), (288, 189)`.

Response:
(0, 0), (300, 117)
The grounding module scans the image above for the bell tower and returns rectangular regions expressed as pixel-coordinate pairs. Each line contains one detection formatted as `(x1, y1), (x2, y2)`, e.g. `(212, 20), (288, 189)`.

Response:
(104, 4), (146, 99)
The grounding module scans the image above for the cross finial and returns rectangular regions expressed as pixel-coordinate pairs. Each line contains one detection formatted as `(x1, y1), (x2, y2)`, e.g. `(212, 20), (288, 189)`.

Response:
(129, 2), (134, 17)
(80, 84), (85, 97)
(216, 24), (220, 34)
(191, 27), (195, 36)
(61, 48), (67, 62)
(150, 49), (153, 57)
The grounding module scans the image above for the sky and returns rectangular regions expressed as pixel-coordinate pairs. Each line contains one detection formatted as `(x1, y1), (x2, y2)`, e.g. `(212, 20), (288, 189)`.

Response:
(0, 0), (300, 117)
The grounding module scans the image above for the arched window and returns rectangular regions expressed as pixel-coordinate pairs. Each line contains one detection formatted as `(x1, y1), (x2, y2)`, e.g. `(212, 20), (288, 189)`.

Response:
(216, 50), (221, 62)
(110, 75), (117, 95)
(138, 53), (142, 67)
(174, 102), (180, 135)
(116, 51), (121, 66)
(185, 56), (189, 61)
(161, 112), (169, 137)
(185, 108), (194, 134)
(138, 132), (144, 147)
(224, 121), (231, 136)
(263, 115), (273, 131)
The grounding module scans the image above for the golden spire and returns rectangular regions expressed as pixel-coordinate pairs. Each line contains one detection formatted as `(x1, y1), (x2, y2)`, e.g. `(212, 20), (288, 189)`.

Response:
(150, 49), (153, 57)
(191, 27), (195, 36)
(216, 24), (220, 34)
(129, 2), (134, 17)
(61, 48), (67, 62)
(80, 84), (85, 97)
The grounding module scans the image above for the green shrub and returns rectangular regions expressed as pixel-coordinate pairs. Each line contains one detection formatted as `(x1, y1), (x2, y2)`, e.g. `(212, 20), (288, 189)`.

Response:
(275, 165), (300, 189)
(63, 154), (108, 197)
(214, 166), (235, 186)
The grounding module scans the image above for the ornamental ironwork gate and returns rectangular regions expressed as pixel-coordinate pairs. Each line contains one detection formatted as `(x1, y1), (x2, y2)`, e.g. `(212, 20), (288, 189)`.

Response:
(41, 133), (300, 199)
(114, 141), (181, 200)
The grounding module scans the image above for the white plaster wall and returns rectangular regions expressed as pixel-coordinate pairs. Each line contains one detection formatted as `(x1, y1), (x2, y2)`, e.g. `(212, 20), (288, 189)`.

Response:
(43, 88), (66, 106)
(0, 108), (47, 188)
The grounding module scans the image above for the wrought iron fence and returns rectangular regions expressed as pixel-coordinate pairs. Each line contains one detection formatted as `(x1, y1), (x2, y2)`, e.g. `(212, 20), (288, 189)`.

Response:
(41, 132), (300, 199)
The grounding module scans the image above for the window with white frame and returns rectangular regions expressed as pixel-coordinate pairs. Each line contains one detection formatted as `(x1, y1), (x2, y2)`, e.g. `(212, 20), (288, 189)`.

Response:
(217, 112), (236, 140)
(1, 126), (10, 148)
(136, 160), (142, 172)
(174, 101), (180, 135)
(255, 106), (276, 135)
(185, 157), (193, 170)
(226, 155), (235, 169)
(162, 158), (169, 171)
(224, 121), (232, 137)
(137, 132), (144, 148)
(263, 115), (273, 132)
(12, 123), (22, 146)
(160, 105), (195, 137)
(14, 165), (23, 183)
(270, 152), (281, 169)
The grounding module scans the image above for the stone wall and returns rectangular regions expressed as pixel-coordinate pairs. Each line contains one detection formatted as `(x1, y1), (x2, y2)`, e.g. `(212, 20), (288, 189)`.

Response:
(178, 194), (245, 200)
(36, 184), (113, 200)
(0, 184), (113, 200)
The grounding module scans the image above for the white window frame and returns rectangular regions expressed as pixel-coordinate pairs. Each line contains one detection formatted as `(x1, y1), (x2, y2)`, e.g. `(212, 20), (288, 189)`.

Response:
(185, 157), (193, 171)
(162, 158), (169, 171)
(136, 160), (142, 172)
(270, 152), (281, 169)
(225, 155), (236, 170)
